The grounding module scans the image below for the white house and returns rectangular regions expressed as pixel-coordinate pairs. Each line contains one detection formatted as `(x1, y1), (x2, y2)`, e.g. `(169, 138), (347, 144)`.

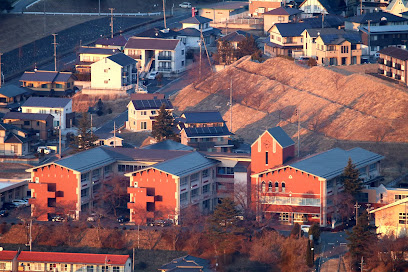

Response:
(298, 0), (341, 17)
(91, 53), (137, 90)
(21, 97), (74, 130)
(177, 16), (221, 49)
(124, 37), (186, 76)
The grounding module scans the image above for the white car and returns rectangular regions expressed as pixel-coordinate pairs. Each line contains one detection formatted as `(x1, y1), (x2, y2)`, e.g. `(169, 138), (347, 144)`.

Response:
(147, 71), (159, 80)
(179, 2), (191, 8)
(301, 224), (311, 234)
(11, 199), (29, 207)
(37, 146), (51, 154)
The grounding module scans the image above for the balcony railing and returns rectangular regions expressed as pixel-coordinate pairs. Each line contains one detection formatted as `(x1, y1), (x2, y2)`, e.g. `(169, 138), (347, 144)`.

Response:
(158, 55), (172, 60)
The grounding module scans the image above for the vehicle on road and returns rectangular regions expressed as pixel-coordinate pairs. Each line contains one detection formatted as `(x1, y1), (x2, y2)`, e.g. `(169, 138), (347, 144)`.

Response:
(147, 71), (159, 80)
(301, 224), (311, 233)
(87, 213), (103, 222)
(11, 199), (29, 207)
(179, 2), (191, 8)
(148, 219), (172, 227)
(37, 146), (52, 154)
(0, 210), (9, 217)
(51, 215), (64, 222)
(117, 216), (130, 223)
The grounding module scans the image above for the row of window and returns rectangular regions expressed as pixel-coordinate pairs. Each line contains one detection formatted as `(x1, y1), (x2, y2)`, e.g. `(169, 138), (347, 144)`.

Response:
(180, 184), (213, 202)
(399, 213), (408, 225)
(17, 263), (123, 272)
(118, 164), (146, 173)
(261, 196), (320, 206)
(81, 165), (112, 183)
(261, 181), (285, 193)
(180, 169), (212, 187)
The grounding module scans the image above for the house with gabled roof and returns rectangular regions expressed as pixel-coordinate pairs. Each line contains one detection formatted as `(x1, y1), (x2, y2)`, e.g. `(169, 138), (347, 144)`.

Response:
(298, 0), (346, 18)
(377, 46), (408, 85)
(177, 16), (221, 49)
(263, 7), (303, 34)
(76, 46), (120, 74)
(345, 11), (408, 31)
(2, 112), (54, 140)
(199, 1), (248, 23)
(249, 0), (286, 17)
(20, 70), (75, 97)
(218, 30), (259, 49)
(251, 127), (384, 226)
(159, 255), (213, 272)
(124, 37), (186, 76)
(21, 97), (74, 129)
(0, 122), (31, 156)
(0, 85), (31, 111)
(95, 35), (128, 50)
(126, 98), (174, 132)
(387, 0), (408, 16)
(90, 53), (137, 90)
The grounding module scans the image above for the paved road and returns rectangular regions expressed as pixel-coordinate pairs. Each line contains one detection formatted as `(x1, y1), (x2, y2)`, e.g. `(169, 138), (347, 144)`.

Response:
(317, 231), (348, 272)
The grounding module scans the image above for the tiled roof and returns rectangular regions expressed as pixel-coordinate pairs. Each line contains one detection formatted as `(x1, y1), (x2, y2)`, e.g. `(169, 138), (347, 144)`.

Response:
(319, 31), (362, 45)
(360, 25), (408, 33)
(264, 7), (302, 16)
(180, 16), (212, 24)
(107, 53), (136, 67)
(177, 27), (221, 38)
(101, 146), (190, 162)
(218, 30), (259, 43)
(267, 127), (295, 148)
(78, 46), (120, 55)
(289, 147), (384, 180)
(130, 93), (165, 100)
(346, 11), (408, 24)
(20, 71), (73, 83)
(184, 126), (232, 137)
(4, 133), (27, 144)
(181, 111), (225, 124)
(201, 1), (248, 10)
(379, 46), (408, 60)
(301, 14), (344, 28)
(142, 139), (194, 151)
(131, 99), (173, 110)
(0, 251), (17, 261)
(17, 251), (130, 265)
(21, 97), (71, 108)
(95, 35), (128, 46)
(0, 85), (30, 98)
(125, 37), (180, 50)
(304, 27), (344, 38)
(274, 23), (309, 37)
(136, 28), (178, 39)
(3, 112), (53, 121)
(160, 255), (211, 271)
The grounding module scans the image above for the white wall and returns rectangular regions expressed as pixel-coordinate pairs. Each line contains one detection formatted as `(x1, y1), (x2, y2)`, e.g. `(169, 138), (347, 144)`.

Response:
(21, 100), (72, 130)
(91, 58), (123, 89)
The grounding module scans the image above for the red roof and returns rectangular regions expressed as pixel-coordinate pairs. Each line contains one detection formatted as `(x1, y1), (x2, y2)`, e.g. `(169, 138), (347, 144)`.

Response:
(17, 252), (130, 265)
(0, 251), (17, 261)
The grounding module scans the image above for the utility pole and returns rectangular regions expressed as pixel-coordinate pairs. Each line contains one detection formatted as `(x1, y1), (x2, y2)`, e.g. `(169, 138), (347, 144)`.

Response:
(29, 219), (32, 251)
(354, 202), (361, 225)
(360, 0), (363, 15)
(297, 107), (300, 157)
(360, 256), (364, 272)
(58, 111), (62, 158)
(109, 8), (115, 38)
(132, 248), (135, 272)
(162, 0), (167, 29)
(229, 79), (232, 132)
(0, 52), (3, 88)
(98, 0), (101, 16)
(113, 121), (116, 148)
(199, 39), (202, 79)
(52, 34), (58, 71)
(367, 20), (372, 59)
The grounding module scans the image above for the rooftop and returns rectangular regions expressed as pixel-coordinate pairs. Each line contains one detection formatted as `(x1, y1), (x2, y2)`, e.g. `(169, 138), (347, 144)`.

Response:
(21, 97), (71, 108)
(125, 37), (180, 51)
(289, 147), (384, 180)
(378, 46), (408, 60)
(142, 139), (194, 151)
(267, 127), (295, 148)
(180, 16), (212, 25)
(346, 11), (408, 24)
(273, 23), (309, 37)
(218, 30), (259, 43)
(360, 24), (408, 33)
(181, 111), (225, 124)
(201, 1), (248, 10)
(264, 6), (302, 16)
(95, 35), (128, 46)
(78, 46), (120, 55)
(184, 126), (233, 137)
(0, 251), (18, 261)
(106, 53), (136, 67)
(0, 85), (30, 98)
(20, 71), (73, 83)
(130, 99), (173, 110)
(3, 112), (53, 121)
(176, 27), (221, 37)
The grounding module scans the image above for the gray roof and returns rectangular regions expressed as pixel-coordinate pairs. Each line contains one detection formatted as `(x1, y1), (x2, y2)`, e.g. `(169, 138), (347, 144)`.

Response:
(319, 31), (362, 45)
(176, 27), (221, 37)
(184, 126), (232, 138)
(131, 99), (173, 110)
(0, 85), (30, 98)
(264, 7), (302, 16)
(218, 30), (259, 43)
(125, 37), (180, 50)
(182, 111), (225, 124)
(302, 15), (344, 29)
(21, 97), (71, 108)
(78, 46), (120, 55)
(136, 28), (178, 39)
(107, 53), (136, 67)
(3, 112), (53, 121)
(273, 23), (309, 37)
(360, 25), (408, 34)
(20, 71), (73, 83)
(95, 35), (128, 46)
(142, 140), (194, 151)
(346, 11), (408, 24)
(267, 127), (295, 148)
(180, 16), (212, 25)
(151, 151), (218, 177)
(289, 147), (384, 180)
(201, 1), (248, 10)
(378, 46), (408, 60)
(304, 27), (344, 38)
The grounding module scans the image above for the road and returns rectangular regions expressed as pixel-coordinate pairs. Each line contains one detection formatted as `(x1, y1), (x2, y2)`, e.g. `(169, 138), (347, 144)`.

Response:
(317, 231), (348, 272)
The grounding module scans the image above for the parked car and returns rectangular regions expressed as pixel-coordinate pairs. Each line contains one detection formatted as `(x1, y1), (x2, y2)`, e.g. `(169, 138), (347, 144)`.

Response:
(117, 216), (130, 223)
(37, 146), (51, 154)
(51, 215), (64, 222)
(179, 2), (191, 8)
(148, 219), (172, 227)
(11, 199), (29, 207)
(301, 224), (311, 233)
(147, 71), (159, 80)
(87, 213), (103, 222)
(0, 210), (9, 217)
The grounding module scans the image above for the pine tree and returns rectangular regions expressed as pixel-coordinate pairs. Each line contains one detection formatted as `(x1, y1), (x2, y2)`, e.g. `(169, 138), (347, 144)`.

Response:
(237, 35), (258, 59)
(343, 158), (363, 197)
(151, 103), (175, 142)
(71, 112), (98, 152)
(208, 198), (239, 231)
(346, 211), (377, 268)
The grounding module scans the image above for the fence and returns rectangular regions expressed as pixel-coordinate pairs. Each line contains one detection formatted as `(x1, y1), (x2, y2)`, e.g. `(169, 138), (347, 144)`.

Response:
(10, 11), (162, 16)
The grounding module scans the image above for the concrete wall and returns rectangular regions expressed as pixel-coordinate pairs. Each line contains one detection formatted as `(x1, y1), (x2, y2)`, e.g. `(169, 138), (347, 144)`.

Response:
(91, 58), (123, 89)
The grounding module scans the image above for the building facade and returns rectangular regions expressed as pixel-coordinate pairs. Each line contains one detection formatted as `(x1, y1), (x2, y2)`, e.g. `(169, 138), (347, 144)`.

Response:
(378, 46), (408, 85)
(20, 71), (75, 97)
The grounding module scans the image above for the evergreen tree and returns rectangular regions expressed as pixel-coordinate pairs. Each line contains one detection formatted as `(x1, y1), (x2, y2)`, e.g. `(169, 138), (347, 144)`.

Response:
(71, 113), (98, 152)
(151, 103), (175, 142)
(208, 198), (239, 231)
(237, 35), (258, 59)
(346, 211), (377, 268)
(290, 223), (301, 238)
(343, 158), (363, 197)
(306, 239), (314, 267)
(308, 223), (321, 243)
(217, 40), (235, 65)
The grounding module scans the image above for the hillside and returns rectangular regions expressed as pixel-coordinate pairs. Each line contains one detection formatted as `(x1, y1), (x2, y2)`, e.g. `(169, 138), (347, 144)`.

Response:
(173, 57), (408, 180)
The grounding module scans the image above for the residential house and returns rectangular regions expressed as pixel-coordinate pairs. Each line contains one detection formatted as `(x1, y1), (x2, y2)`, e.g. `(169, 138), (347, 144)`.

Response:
(130, 93), (165, 100)
(386, 0), (408, 16)
(124, 37), (186, 76)
(302, 27), (345, 58)
(250, 127), (384, 226)
(17, 251), (132, 272)
(95, 35), (128, 50)
(159, 255), (213, 272)
(345, 11), (408, 31)
(199, 1), (248, 23)
(20, 70), (75, 97)
(360, 25), (408, 56)
(21, 97), (74, 129)
(377, 46), (408, 85)
(142, 139), (195, 151)
(76, 46), (120, 74)
(264, 23), (307, 57)
(263, 6), (302, 33)
(298, 0), (346, 17)
(218, 30), (260, 49)
(2, 112), (54, 140)
(359, 0), (389, 14)
(136, 28), (179, 39)
(0, 123), (31, 156)
(0, 85), (31, 111)
(94, 132), (123, 147)
(0, 251), (17, 271)
(126, 98), (173, 132)
(177, 16), (221, 49)
(314, 30), (363, 65)
(249, 0), (287, 17)
(0, 178), (30, 207)
(90, 53), (137, 90)
(179, 111), (234, 153)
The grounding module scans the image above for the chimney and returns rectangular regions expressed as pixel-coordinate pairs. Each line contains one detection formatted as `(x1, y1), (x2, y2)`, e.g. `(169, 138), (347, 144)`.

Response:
(192, 7), (195, 17)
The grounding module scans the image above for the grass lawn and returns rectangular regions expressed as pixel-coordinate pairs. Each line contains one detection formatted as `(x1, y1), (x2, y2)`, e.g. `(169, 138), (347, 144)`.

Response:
(0, 14), (96, 53)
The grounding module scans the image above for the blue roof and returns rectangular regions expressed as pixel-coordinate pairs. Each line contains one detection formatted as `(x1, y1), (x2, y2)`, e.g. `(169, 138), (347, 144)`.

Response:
(151, 152), (218, 177)
(274, 23), (309, 37)
(182, 111), (225, 124)
(289, 147), (384, 180)
(142, 140), (194, 151)
(0, 85), (30, 98)
(267, 127), (295, 148)
(184, 126), (233, 137)
(180, 16), (212, 25)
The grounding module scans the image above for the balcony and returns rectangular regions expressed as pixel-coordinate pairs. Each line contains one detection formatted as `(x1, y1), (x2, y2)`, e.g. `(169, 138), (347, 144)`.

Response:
(129, 54), (142, 59)
(158, 55), (172, 60)
(158, 67), (172, 72)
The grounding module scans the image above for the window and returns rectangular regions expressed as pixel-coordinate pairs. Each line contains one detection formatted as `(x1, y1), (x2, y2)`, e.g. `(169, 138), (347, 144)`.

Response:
(258, 7), (265, 13)
(279, 212), (289, 221)
(341, 46), (349, 54)
(81, 188), (89, 197)
(399, 213), (407, 224)
(141, 122), (147, 130)
(55, 84), (63, 88)
(268, 182), (273, 192)
(151, 110), (156, 115)
(190, 173), (199, 182)
(141, 111), (147, 115)
(369, 163), (376, 172)
(261, 181), (266, 193)
(104, 80), (109, 84)
(282, 182), (285, 193)
(203, 184), (210, 194)
(278, 16), (284, 22)
(180, 192), (188, 202)
(87, 266), (94, 272)
(81, 173), (89, 183)
(181, 50), (185, 55)
(275, 182), (279, 192)
(112, 267), (120, 272)
(182, 61), (185, 66)
(41, 84), (48, 88)
(0, 263), (6, 270)
(92, 169), (100, 181)
(101, 266), (109, 272)
(191, 188), (199, 198)
(217, 167), (234, 175)
(24, 121), (30, 126)
(104, 165), (112, 175)
(180, 177), (188, 186)
(395, 195), (408, 201)
(265, 151), (269, 165)
(39, 109), (47, 114)
(49, 264), (57, 270)
(202, 169), (209, 178)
